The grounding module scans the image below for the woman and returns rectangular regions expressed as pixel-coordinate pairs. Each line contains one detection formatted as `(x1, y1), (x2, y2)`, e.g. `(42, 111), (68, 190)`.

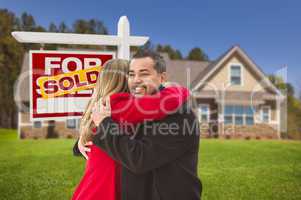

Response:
(72, 59), (189, 200)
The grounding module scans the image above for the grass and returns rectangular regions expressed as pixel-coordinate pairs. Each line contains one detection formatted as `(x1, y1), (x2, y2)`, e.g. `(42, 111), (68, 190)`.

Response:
(0, 129), (301, 200)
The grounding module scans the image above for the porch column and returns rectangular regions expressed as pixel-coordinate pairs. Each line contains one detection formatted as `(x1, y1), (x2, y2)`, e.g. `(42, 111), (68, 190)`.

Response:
(217, 101), (224, 136)
(276, 97), (281, 139)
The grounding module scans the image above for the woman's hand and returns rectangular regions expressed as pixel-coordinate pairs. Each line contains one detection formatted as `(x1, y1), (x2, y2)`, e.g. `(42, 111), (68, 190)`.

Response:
(91, 97), (111, 127)
(78, 136), (92, 160)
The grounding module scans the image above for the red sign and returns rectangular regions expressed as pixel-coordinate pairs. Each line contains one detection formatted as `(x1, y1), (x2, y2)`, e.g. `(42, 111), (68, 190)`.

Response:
(30, 50), (114, 121)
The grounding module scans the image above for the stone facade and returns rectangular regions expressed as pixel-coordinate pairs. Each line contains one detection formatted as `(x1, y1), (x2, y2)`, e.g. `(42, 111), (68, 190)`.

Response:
(19, 112), (80, 139)
(200, 122), (279, 139)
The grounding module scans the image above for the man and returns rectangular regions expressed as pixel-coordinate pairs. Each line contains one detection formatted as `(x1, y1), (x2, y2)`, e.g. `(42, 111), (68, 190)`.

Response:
(78, 49), (202, 200)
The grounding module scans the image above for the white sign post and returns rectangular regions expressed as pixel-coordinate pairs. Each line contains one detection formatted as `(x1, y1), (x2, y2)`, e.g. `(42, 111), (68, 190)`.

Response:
(12, 16), (149, 60)
(13, 16), (149, 122)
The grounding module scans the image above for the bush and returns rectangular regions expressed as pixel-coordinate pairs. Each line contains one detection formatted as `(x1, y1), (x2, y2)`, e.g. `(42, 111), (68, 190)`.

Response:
(66, 134), (73, 139)
(244, 136), (251, 140)
(225, 134), (231, 139)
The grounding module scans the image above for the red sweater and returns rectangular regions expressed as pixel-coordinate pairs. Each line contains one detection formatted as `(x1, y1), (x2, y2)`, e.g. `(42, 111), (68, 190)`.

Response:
(72, 86), (189, 200)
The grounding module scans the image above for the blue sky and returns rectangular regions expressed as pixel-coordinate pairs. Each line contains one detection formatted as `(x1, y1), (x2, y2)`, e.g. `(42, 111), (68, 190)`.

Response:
(1, 0), (300, 95)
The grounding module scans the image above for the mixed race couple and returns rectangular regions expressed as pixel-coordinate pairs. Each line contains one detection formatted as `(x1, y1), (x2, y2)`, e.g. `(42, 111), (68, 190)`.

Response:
(72, 49), (202, 200)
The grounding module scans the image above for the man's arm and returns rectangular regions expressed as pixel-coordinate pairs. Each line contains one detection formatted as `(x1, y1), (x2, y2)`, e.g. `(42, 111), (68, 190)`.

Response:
(92, 110), (199, 174)
(111, 86), (189, 124)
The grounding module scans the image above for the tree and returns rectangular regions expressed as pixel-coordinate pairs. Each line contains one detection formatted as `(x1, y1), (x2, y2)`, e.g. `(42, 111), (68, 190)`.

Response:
(73, 19), (108, 34)
(48, 22), (58, 32)
(269, 75), (301, 139)
(58, 22), (70, 33)
(89, 19), (108, 34)
(286, 95), (301, 139)
(268, 75), (294, 96)
(20, 12), (36, 31)
(156, 44), (182, 60)
(299, 84), (301, 101)
(0, 9), (24, 128)
(187, 47), (209, 61)
(175, 50), (183, 60)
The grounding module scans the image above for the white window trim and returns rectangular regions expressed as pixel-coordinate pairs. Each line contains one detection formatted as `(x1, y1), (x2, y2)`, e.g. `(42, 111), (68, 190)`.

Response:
(199, 104), (210, 123)
(261, 105), (271, 124)
(228, 63), (244, 86)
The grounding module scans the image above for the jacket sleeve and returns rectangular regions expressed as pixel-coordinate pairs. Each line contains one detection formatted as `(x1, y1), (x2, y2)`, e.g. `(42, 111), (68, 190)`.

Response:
(92, 109), (199, 174)
(110, 86), (190, 124)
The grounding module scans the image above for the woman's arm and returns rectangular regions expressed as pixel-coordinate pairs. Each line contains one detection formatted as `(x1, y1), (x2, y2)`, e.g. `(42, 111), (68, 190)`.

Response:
(109, 86), (189, 124)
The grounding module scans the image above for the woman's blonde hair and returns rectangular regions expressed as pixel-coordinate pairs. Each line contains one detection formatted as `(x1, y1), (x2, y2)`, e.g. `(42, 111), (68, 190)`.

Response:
(79, 59), (129, 144)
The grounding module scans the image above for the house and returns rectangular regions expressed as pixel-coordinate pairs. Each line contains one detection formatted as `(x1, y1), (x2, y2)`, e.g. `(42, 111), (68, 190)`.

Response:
(15, 45), (284, 139)
(166, 45), (284, 138)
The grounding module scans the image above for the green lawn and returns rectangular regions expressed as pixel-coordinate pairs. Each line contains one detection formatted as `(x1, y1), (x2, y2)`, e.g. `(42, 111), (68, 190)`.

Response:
(0, 129), (300, 200)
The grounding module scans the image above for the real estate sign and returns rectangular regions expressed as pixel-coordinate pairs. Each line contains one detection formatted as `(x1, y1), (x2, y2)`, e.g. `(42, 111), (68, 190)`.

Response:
(30, 50), (114, 121)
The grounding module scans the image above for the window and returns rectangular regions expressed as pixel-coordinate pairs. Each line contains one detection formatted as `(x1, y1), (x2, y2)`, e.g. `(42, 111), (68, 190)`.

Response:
(245, 106), (254, 125)
(76, 119), (81, 130)
(66, 119), (76, 129)
(262, 106), (270, 123)
(224, 105), (255, 125)
(230, 65), (242, 85)
(33, 121), (42, 128)
(199, 105), (210, 123)
(224, 105), (234, 125)
(235, 116), (244, 125)
(234, 105), (244, 125)
(246, 116), (254, 125)
(224, 116), (233, 125)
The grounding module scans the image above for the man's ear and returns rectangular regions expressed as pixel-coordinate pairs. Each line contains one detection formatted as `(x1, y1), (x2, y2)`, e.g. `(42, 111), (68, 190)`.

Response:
(160, 72), (167, 83)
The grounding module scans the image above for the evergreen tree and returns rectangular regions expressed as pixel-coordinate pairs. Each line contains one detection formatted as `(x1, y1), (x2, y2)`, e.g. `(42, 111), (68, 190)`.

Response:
(156, 44), (183, 60)
(48, 22), (58, 32)
(0, 9), (24, 128)
(187, 47), (209, 61)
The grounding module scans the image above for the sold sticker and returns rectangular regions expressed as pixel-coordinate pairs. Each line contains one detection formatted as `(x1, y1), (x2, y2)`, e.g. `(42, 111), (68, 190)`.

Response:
(30, 50), (114, 120)
(37, 66), (101, 99)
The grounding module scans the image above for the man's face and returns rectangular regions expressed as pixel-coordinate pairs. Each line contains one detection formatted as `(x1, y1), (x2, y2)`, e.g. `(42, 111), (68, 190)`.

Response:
(128, 57), (166, 97)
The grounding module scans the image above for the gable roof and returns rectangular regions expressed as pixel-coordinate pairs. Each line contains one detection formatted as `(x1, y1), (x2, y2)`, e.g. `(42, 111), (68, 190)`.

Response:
(191, 45), (283, 96)
(189, 47), (233, 89)
(164, 54), (211, 88)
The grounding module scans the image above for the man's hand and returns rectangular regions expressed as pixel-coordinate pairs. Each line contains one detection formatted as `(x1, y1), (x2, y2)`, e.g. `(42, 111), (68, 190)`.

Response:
(78, 137), (93, 160)
(91, 97), (111, 127)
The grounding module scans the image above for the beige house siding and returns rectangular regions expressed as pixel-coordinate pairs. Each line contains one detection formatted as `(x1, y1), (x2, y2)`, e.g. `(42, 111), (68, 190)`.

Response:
(202, 53), (268, 93)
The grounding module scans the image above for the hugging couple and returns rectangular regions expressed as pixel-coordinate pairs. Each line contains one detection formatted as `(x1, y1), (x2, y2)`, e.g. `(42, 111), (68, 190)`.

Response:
(72, 49), (202, 200)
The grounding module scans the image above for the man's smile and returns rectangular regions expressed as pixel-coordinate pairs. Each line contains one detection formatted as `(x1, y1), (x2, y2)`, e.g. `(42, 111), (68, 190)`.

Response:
(132, 85), (147, 96)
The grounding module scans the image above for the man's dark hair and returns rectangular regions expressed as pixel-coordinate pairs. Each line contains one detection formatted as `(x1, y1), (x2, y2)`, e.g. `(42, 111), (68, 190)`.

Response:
(132, 49), (166, 73)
